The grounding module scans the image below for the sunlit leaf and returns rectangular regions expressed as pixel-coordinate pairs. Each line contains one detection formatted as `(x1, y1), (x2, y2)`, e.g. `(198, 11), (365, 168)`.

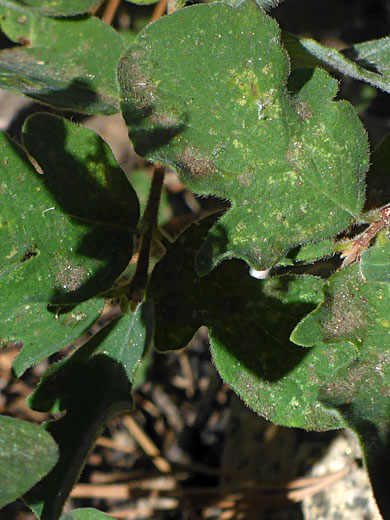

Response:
(0, 415), (58, 508)
(291, 257), (390, 518)
(300, 36), (390, 94)
(0, 0), (100, 16)
(0, 5), (124, 114)
(119, 1), (368, 273)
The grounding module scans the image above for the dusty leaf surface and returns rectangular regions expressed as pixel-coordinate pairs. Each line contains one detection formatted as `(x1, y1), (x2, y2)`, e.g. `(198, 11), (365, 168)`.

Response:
(0, 114), (138, 374)
(291, 256), (390, 517)
(0, 0), (100, 16)
(119, 1), (369, 273)
(0, 415), (58, 509)
(149, 217), (346, 431)
(0, 4), (124, 114)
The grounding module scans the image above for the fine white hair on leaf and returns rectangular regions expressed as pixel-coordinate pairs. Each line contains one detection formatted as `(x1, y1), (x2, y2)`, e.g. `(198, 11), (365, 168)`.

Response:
(258, 0), (285, 9)
(229, 0), (285, 10)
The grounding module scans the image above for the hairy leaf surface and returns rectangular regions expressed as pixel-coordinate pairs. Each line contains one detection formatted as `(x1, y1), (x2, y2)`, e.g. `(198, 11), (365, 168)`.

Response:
(0, 115), (138, 374)
(119, 1), (369, 273)
(25, 302), (153, 520)
(0, 5), (124, 114)
(0, 0), (100, 16)
(301, 36), (390, 94)
(291, 258), (390, 517)
(0, 415), (58, 508)
(149, 218), (345, 430)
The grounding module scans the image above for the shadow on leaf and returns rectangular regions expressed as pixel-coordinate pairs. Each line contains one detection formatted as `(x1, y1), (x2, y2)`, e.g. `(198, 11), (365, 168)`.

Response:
(149, 215), (318, 384)
(25, 324), (133, 520)
(6, 112), (139, 304)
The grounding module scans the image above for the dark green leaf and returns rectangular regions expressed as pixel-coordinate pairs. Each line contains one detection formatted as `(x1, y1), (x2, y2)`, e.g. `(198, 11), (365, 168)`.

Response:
(0, 114), (138, 374)
(119, 1), (368, 273)
(61, 509), (114, 520)
(282, 31), (324, 71)
(278, 238), (334, 266)
(300, 36), (390, 94)
(0, 0), (100, 16)
(25, 302), (153, 520)
(149, 217), (344, 430)
(0, 415), (58, 508)
(0, 5), (124, 114)
(291, 258), (390, 518)
(291, 262), (388, 348)
(361, 240), (390, 282)
(8, 299), (105, 378)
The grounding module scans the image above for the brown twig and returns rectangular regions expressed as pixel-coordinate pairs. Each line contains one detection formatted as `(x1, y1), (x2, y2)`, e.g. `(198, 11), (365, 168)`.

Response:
(122, 414), (172, 473)
(90, 1), (103, 15)
(95, 436), (136, 455)
(151, 0), (168, 22)
(341, 203), (390, 267)
(70, 466), (351, 504)
(103, 0), (121, 25)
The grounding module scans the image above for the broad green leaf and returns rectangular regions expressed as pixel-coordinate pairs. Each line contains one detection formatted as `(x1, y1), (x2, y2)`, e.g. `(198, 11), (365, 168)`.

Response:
(0, 114), (138, 373)
(291, 262), (388, 349)
(61, 509), (115, 520)
(0, 415), (58, 508)
(118, 1), (368, 273)
(300, 36), (390, 94)
(0, 5), (124, 114)
(291, 259), (390, 518)
(25, 302), (153, 520)
(8, 299), (105, 378)
(149, 217), (344, 430)
(0, 0), (100, 16)
(361, 241), (390, 282)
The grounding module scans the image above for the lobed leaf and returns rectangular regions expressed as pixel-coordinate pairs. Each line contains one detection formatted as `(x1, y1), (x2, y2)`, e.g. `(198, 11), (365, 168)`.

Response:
(8, 299), (105, 378)
(300, 36), (390, 94)
(0, 415), (58, 508)
(0, 114), (138, 374)
(0, 0), (101, 16)
(291, 257), (390, 518)
(25, 302), (154, 520)
(118, 1), (369, 273)
(148, 217), (345, 430)
(0, 4), (124, 114)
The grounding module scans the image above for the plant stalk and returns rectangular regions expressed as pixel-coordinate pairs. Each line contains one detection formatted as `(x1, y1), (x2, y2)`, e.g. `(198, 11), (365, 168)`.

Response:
(127, 164), (165, 306)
